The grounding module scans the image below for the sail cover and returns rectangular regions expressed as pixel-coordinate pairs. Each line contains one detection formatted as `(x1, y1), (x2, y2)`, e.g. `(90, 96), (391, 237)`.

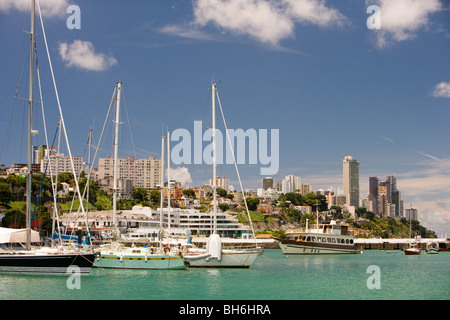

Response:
(0, 227), (40, 244)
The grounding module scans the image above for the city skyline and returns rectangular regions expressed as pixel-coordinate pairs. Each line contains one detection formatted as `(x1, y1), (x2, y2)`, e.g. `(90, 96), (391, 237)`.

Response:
(0, 0), (449, 235)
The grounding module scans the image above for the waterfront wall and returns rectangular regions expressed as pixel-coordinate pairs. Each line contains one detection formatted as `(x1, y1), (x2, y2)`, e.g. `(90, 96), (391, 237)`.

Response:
(354, 238), (446, 250)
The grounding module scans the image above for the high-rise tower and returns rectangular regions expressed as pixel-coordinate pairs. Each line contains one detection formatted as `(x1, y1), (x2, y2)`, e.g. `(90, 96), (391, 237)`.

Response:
(343, 156), (359, 208)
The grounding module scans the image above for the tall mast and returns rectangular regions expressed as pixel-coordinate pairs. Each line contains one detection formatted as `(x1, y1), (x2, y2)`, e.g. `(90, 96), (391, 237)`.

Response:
(86, 129), (92, 217)
(212, 82), (217, 234)
(112, 82), (122, 227)
(167, 130), (171, 233)
(159, 135), (165, 245)
(26, 0), (36, 250)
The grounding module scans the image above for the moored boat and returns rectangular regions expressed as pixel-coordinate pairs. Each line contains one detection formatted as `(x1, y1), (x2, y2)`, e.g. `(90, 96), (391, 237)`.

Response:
(275, 220), (361, 255)
(94, 244), (186, 270)
(92, 83), (186, 270)
(404, 247), (421, 255)
(425, 247), (439, 254)
(181, 83), (262, 268)
(0, 0), (95, 276)
(0, 247), (95, 276)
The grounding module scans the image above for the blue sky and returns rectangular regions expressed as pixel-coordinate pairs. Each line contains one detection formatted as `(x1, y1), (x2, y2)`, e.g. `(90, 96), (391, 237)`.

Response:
(0, 0), (449, 234)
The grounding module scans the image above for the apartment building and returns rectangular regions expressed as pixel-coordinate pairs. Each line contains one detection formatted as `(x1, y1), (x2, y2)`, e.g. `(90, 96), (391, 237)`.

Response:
(98, 156), (161, 192)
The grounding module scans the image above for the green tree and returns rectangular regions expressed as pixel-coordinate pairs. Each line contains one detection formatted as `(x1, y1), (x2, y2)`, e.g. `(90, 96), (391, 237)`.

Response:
(117, 198), (135, 210)
(0, 182), (12, 204)
(216, 188), (227, 198)
(58, 172), (74, 184)
(355, 207), (367, 218)
(150, 189), (161, 205)
(131, 187), (148, 202)
(183, 189), (196, 198)
(79, 177), (100, 205)
(95, 193), (112, 210)
(1, 208), (26, 228)
(365, 211), (376, 221)
(245, 197), (260, 211)
(279, 192), (303, 206)
(219, 203), (229, 211)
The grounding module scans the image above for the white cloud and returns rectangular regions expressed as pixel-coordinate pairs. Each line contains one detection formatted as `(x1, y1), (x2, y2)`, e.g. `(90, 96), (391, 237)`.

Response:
(369, 0), (443, 48)
(163, 0), (347, 46)
(193, 0), (293, 45)
(168, 167), (192, 184)
(58, 40), (118, 71)
(396, 156), (450, 234)
(158, 24), (216, 41)
(0, 0), (68, 17)
(432, 81), (450, 98)
(282, 0), (347, 27)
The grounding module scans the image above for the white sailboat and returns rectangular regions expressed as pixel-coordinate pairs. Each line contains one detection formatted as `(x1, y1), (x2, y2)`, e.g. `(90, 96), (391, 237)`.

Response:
(183, 82), (261, 268)
(0, 0), (95, 275)
(93, 82), (186, 270)
(404, 204), (421, 255)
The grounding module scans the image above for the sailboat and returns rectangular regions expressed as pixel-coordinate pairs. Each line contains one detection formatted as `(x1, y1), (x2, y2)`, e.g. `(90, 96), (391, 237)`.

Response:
(92, 82), (186, 270)
(0, 0), (95, 275)
(404, 205), (421, 255)
(183, 82), (261, 268)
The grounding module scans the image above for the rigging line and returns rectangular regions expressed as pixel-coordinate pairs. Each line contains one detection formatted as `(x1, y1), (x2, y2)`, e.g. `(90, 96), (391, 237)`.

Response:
(69, 128), (91, 230)
(36, 50), (65, 245)
(30, 126), (59, 227)
(215, 88), (259, 249)
(64, 86), (117, 236)
(0, 88), (20, 163)
(0, 30), (28, 163)
(121, 87), (137, 158)
(82, 86), (117, 196)
(36, 1), (90, 241)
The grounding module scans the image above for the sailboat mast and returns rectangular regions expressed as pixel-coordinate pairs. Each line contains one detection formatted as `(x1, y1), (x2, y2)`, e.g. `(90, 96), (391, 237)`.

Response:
(112, 81), (122, 227)
(409, 203), (412, 246)
(167, 130), (171, 233)
(159, 135), (165, 244)
(86, 129), (92, 217)
(26, 0), (36, 251)
(212, 82), (217, 234)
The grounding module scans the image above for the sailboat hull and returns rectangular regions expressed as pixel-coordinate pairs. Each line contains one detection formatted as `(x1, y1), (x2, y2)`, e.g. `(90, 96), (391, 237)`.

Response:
(404, 248), (421, 255)
(184, 250), (260, 268)
(94, 251), (186, 270)
(0, 253), (95, 276)
(277, 241), (361, 255)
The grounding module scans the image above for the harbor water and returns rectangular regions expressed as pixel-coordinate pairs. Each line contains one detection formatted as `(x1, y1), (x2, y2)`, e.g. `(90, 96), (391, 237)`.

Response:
(0, 249), (448, 300)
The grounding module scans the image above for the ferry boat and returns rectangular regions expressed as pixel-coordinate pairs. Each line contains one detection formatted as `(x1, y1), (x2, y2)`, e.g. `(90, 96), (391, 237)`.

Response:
(275, 220), (361, 255)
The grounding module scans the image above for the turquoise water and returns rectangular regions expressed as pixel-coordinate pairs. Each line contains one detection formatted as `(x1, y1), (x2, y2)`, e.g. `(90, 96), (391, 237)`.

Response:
(0, 250), (448, 300)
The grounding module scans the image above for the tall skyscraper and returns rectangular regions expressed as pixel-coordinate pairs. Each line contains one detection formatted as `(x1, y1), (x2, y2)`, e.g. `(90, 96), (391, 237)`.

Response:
(280, 174), (301, 194)
(262, 177), (275, 190)
(343, 156), (359, 208)
(367, 174), (404, 219)
(368, 176), (379, 213)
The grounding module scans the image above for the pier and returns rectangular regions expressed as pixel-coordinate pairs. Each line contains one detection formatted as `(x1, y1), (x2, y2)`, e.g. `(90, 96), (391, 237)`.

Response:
(354, 238), (449, 251)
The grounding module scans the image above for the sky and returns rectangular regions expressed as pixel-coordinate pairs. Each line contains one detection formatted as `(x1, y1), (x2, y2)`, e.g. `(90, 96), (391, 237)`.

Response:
(0, 0), (449, 235)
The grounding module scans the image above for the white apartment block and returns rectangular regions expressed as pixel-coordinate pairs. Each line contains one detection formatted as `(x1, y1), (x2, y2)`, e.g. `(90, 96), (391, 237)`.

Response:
(98, 156), (161, 192)
(279, 174), (301, 194)
(208, 176), (229, 191)
(36, 146), (84, 176)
